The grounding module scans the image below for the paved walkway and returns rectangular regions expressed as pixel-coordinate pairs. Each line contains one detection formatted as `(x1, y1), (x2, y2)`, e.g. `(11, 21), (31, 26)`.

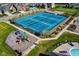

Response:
(5, 21), (41, 55)
(41, 17), (75, 40)
(4, 16), (75, 55)
(5, 21), (41, 40)
(2, 11), (79, 55)
(66, 30), (79, 35)
(0, 8), (48, 55)
(4, 17), (74, 55)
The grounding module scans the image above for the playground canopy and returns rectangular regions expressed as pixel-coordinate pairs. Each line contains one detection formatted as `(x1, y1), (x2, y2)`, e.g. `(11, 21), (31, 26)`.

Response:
(21, 32), (27, 38)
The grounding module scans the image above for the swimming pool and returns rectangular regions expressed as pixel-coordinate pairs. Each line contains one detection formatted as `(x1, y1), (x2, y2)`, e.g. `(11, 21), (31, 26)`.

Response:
(15, 12), (68, 34)
(70, 48), (79, 56)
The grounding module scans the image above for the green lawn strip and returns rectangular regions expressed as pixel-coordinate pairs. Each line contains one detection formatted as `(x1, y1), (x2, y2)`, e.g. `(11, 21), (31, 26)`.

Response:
(27, 32), (79, 56)
(0, 22), (16, 56)
(52, 5), (79, 16)
(27, 47), (40, 56)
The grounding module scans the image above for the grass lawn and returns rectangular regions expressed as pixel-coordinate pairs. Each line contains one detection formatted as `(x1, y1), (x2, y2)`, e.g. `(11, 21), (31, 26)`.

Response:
(0, 22), (16, 56)
(52, 4), (79, 16)
(27, 32), (79, 56)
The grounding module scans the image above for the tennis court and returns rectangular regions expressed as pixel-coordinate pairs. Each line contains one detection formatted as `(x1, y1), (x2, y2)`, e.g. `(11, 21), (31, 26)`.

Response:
(15, 12), (68, 34)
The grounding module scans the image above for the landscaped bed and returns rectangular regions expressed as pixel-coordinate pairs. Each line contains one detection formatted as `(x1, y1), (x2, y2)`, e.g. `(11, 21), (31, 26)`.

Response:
(0, 22), (16, 56)
(27, 32), (79, 56)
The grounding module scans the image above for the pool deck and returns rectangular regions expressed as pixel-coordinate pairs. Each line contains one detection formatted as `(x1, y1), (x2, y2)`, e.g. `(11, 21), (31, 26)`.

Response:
(53, 42), (79, 56)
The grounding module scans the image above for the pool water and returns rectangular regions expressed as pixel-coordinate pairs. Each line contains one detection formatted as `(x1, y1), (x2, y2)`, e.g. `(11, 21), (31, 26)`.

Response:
(15, 12), (68, 34)
(70, 48), (79, 56)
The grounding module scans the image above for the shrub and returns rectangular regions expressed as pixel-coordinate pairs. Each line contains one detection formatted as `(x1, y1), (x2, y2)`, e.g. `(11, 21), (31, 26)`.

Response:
(50, 34), (56, 38)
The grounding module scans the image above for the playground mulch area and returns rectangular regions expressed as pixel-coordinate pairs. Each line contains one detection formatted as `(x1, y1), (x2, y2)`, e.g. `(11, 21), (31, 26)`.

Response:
(6, 30), (38, 55)
(0, 22), (16, 56)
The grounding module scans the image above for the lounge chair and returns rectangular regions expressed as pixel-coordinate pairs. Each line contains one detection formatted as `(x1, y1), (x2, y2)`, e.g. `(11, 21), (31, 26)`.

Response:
(59, 51), (67, 53)
(68, 42), (74, 46)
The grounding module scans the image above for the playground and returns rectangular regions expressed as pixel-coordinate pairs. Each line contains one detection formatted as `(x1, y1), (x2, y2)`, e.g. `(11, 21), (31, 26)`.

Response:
(0, 22), (38, 56)
(6, 30), (38, 55)
(0, 22), (16, 56)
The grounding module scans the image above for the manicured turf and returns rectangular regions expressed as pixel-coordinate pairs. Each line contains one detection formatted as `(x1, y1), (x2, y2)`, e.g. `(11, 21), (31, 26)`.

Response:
(52, 4), (79, 16)
(27, 32), (79, 56)
(0, 22), (16, 56)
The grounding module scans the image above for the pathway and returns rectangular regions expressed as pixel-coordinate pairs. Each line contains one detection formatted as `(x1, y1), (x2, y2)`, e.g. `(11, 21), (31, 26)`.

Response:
(4, 17), (74, 55)
(2, 12), (79, 55)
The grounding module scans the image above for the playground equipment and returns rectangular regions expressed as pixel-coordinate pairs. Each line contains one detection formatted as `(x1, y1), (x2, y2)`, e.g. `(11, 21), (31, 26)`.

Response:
(21, 32), (29, 41)
(15, 30), (21, 35)
(15, 31), (29, 42)
(21, 32), (27, 38)
(15, 30), (37, 47)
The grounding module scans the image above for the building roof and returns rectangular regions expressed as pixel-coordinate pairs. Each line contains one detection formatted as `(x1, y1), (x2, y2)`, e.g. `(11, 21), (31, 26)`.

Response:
(0, 3), (27, 12)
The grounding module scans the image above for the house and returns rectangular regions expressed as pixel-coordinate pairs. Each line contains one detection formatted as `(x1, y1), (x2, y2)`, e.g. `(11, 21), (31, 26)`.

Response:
(0, 4), (10, 14)
(0, 3), (28, 15)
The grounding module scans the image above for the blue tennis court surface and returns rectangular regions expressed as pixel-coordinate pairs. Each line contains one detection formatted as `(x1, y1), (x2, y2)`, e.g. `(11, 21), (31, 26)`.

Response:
(15, 12), (68, 34)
